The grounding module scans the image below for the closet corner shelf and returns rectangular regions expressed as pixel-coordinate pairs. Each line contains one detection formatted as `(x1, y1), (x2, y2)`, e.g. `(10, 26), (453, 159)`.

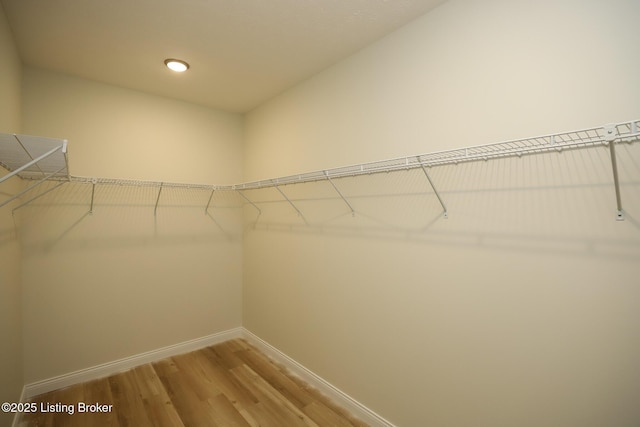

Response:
(1, 119), (638, 219)
(0, 133), (69, 209)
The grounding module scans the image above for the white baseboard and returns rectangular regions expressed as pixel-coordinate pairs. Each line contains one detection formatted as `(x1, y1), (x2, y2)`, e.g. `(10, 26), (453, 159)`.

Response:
(23, 327), (243, 399)
(241, 328), (397, 427)
(21, 326), (395, 427)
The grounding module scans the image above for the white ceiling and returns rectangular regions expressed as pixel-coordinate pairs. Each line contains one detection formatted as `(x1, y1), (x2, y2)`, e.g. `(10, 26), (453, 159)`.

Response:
(2, 0), (444, 113)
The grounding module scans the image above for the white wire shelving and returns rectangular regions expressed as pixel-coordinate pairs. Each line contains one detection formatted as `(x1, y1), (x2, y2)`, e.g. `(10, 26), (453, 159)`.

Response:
(232, 120), (639, 188)
(1, 119), (639, 219)
(0, 133), (69, 209)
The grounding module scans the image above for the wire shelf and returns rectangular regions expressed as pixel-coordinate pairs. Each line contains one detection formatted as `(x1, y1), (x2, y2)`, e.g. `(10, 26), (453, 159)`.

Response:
(233, 119), (639, 190)
(1, 119), (638, 218)
(0, 133), (69, 180)
(69, 176), (215, 191)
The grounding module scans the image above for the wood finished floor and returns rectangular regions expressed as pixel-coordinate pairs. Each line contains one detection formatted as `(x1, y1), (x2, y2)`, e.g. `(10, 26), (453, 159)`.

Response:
(19, 339), (368, 427)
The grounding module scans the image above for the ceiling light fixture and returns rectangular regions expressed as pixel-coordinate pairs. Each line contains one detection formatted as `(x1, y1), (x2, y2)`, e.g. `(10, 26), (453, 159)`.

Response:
(164, 59), (189, 72)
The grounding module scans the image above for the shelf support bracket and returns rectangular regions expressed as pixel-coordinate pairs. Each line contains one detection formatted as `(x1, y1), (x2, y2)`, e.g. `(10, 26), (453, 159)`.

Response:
(63, 141), (70, 181)
(274, 184), (308, 225)
(89, 179), (97, 214)
(324, 171), (355, 216)
(205, 189), (215, 215)
(236, 190), (262, 216)
(154, 182), (163, 216)
(419, 161), (448, 218)
(0, 165), (67, 209)
(604, 124), (624, 221)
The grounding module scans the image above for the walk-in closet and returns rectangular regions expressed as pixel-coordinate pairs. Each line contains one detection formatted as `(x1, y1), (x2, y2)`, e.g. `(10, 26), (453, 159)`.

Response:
(1, 1), (639, 426)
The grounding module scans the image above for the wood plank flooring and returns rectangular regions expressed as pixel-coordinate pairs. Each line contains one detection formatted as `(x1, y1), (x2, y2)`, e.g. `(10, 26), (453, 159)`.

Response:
(18, 339), (368, 427)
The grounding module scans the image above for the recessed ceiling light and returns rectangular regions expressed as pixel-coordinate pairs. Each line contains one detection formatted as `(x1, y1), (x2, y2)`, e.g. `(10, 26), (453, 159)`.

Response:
(164, 59), (189, 72)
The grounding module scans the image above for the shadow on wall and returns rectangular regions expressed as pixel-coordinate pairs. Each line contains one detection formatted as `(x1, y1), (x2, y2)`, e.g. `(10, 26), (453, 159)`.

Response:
(241, 144), (640, 261)
(12, 182), (244, 254)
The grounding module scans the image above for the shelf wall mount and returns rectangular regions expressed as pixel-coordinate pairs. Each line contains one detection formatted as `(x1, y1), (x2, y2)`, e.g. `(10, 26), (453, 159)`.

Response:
(324, 170), (356, 217)
(418, 161), (448, 219)
(603, 124), (625, 221)
(273, 181), (309, 225)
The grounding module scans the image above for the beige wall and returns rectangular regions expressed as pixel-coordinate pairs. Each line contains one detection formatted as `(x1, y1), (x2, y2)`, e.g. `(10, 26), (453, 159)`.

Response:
(20, 68), (244, 383)
(22, 67), (243, 184)
(244, 0), (640, 426)
(3, 1), (640, 426)
(0, 5), (20, 133)
(0, 4), (23, 427)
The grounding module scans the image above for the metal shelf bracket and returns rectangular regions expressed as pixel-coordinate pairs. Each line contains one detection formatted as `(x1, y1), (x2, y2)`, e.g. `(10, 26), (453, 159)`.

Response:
(154, 182), (163, 216)
(236, 190), (262, 217)
(274, 184), (308, 225)
(419, 160), (448, 219)
(205, 189), (215, 215)
(324, 171), (355, 217)
(89, 178), (97, 214)
(603, 124), (625, 221)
